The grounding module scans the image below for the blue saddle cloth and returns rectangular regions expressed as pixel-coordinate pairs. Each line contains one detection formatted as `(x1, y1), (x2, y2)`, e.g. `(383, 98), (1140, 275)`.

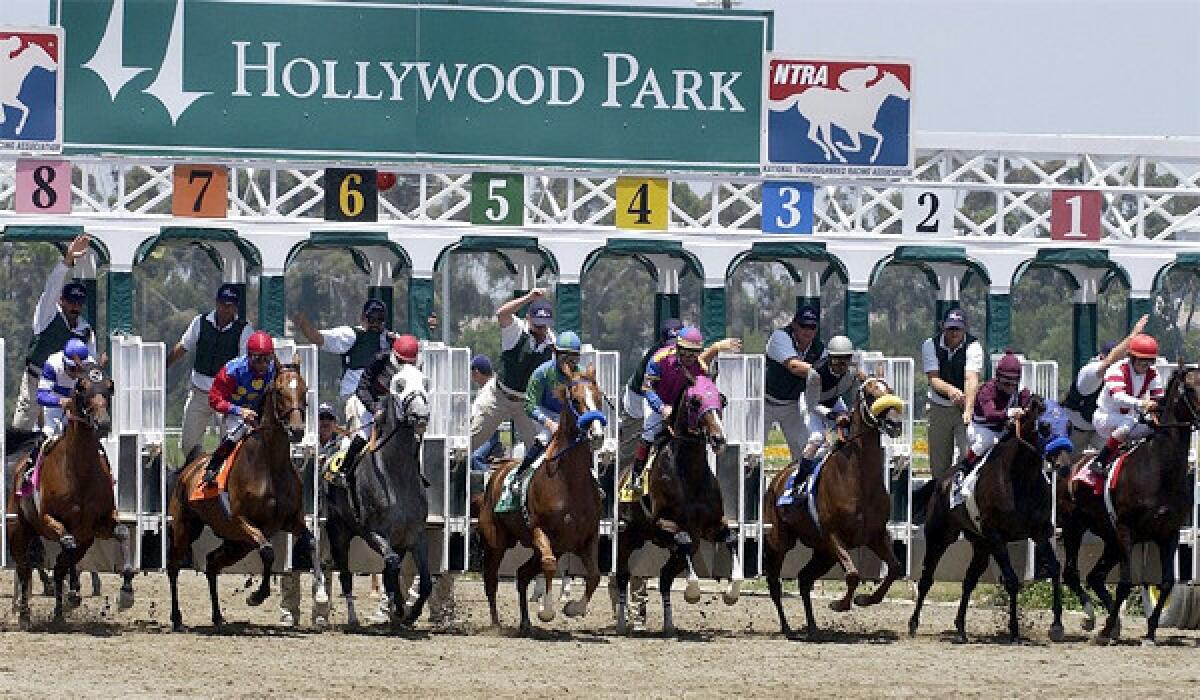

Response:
(775, 457), (825, 508)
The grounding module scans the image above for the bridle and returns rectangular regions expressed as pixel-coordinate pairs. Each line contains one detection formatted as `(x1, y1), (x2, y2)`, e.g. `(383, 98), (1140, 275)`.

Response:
(373, 382), (430, 454)
(547, 376), (608, 462)
(268, 363), (308, 426)
(1152, 366), (1200, 431)
(68, 364), (112, 431)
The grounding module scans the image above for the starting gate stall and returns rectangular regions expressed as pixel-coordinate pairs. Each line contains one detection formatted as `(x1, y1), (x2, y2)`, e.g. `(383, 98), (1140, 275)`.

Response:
(182, 338), (320, 573)
(0, 337), (7, 565)
(708, 352), (765, 578)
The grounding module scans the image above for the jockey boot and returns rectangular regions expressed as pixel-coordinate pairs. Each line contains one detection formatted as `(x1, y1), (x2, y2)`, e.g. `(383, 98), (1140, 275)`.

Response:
(512, 438), (546, 484)
(203, 437), (237, 486)
(630, 439), (652, 491)
(792, 456), (817, 497)
(1088, 438), (1120, 476)
(342, 435), (368, 521)
(953, 450), (979, 480)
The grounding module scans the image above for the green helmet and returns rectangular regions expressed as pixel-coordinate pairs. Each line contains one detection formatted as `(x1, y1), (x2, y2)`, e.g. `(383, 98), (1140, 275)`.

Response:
(555, 331), (582, 353)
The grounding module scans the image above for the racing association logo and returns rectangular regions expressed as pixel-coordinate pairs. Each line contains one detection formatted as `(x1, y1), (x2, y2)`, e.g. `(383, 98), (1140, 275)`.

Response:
(763, 57), (912, 176)
(0, 27), (64, 153)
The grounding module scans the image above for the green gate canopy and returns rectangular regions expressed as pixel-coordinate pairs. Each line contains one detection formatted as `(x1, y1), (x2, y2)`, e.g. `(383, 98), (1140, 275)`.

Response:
(442, 235), (556, 277)
(133, 226), (261, 271)
(583, 238), (702, 280)
(2, 224), (111, 265)
(285, 230), (411, 275)
(873, 245), (992, 289)
(726, 240), (848, 284)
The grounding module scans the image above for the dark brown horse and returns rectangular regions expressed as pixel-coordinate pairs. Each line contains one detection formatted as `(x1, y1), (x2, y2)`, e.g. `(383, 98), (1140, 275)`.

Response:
(166, 358), (328, 630)
(476, 366), (608, 632)
(762, 376), (905, 637)
(613, 374), (742, 635)
(7, 362), (135, 629)
(909, 393), (1065, 643)
(1058, 363), (1199, 645)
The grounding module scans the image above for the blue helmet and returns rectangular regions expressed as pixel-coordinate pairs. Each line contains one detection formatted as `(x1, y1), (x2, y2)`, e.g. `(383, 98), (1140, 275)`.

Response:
(64, 338), (89, 366)
(555, 331), (582, 353)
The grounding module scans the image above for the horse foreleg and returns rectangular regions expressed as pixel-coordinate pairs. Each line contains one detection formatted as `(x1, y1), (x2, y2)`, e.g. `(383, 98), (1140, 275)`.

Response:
(807, 121), (833, 162)
(565, 536), (601, 620)
(482, 539), (505, 628)
(166, 510), (203, 632)
(325, 520), (357, 627)
(858, 531), (902, 607)
(1144, 536), (1179, 646)
(14, 101), (30, 135)
(795, 550), (835, 638)
(530, 526), (559, 623)
(515, 551), (543, 634)
(955, 541), (992, 644)
(292, 527), (329, 625)
(1060, 515), (1095, 631)
(1037, 532), (1065, 642)
(402, 530), (434, 626)
(9, 521), (36, 629)
(865, 127), (885, 163)
(205, 540), (254, 628)
(990, 538), (1022, 643)
(826, 532), (860, 612)
(1098, 525), (1135, 644)
(659, 546), (689, 636)
(836, 130), (863, 153)
(51, 531), (81, 620)
(764, 527), (795, 635)
(613, 527), (638, 635)
(364, 531), (403, 623)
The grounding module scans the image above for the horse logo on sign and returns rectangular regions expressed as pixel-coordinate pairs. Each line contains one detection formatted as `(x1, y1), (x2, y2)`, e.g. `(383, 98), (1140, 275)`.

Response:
(763, 57), (912, 177)
(0, 27), (63, 153)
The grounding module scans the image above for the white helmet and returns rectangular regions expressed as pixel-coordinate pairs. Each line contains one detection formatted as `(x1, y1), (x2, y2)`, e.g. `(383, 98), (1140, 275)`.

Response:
(827, 335), (855, 357)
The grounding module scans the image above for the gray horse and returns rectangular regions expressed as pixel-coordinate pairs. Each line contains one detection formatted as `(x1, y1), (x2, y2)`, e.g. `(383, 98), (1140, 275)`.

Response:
(325, 363), (432, 626)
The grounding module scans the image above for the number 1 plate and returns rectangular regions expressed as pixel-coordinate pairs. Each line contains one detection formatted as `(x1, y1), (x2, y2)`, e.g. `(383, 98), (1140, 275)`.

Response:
(173, 165), (229, 218)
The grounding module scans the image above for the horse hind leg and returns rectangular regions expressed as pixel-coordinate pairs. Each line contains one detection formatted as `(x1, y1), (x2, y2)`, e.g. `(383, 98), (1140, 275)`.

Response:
(515, 551), (543, 634)
(795, 551), (836, 638)
(990, 538), (1023, 643)
(658, 547), (690, 636)
(826, 532), (860, 612)
(764, 530), (795, 635)
(857, 531), (902, 608)
(1060, 516), (1095, 631)
(1143, 537), (1179, 646)
(719, 525), (744, 606)
(954, 541), (992, 644)
(530, 526), (559, 623)
(205, 540), (254, 628)
(564, 536), (601, 620)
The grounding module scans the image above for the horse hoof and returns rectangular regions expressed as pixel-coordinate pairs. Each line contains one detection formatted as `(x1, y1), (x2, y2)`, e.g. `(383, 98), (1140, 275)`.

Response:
(65, 591), (82, 610)
(280, 609), (298, 627)
(684, 579), (701, 604)
(563, 600), (587, 618)
(853, 594), (875, 608)
(662, 624), (675, 637)
(537, 607), (556, 623)
(1049, 624), (1065, 643)
(722, 591), (740, 606)
(828, 600), (850, 613)
(616, 618), (628, 635)
(1081, 616), (1095, 632)
(907, 618), (919, 637)
(1091, 633), (1111, 646)
(345, 614), (359, 628)
(118, 590), (135, 611)
(955, 632), (968, 645)
(314, 590), (329, 606)
(18, 613), (32, 631)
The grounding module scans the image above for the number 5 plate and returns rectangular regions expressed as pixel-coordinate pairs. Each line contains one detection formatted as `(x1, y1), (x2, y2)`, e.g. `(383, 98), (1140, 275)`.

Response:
(902, 187), (958, 236)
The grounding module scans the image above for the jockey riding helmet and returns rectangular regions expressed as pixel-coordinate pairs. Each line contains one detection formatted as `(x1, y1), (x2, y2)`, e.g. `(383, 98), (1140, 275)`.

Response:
(676, 326), (704, 351)
(247, 331), (274, 356)
(1129, 334), (1158, 359)
(996, 351), (1022, 382)
(392, 334), (420, 362)
(64, 338), (90, 367)
(826, 335), (854, 358)
(660, 318), (684, 343)
(555, 331), (582, 354)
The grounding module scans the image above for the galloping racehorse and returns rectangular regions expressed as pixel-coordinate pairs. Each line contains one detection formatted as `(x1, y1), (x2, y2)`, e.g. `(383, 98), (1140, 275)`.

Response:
(909, 394), (1065, 643)
(614, 374), (743, 635)
(7, 362), (135, 628)
(0, 42), (57, 136)
(166, 358), (328, 630)
(1058, 363), (1199, 645)
(762, 376), (905, 637)
(476, 365), (608, 632)
(325, 362), (433, 626)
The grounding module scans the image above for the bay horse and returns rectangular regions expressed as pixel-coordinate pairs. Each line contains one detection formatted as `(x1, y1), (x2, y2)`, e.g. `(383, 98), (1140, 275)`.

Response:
(7, 362), (135, 629)
(762, 376), (905, 637)
(166, 358), (328, 630)
(476, 365), (608, 633)
(613, 374), (743, 636)
(1058, 363), (1199, 645)
(324, 362), (433, 627)
(909, 393), (1064, 644)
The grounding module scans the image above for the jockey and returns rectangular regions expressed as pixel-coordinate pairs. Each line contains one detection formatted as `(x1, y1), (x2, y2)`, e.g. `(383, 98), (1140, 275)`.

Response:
(204, 331), (277, 486)
(25, 338), (95, 471)
(631, 326), (742, 488)
(791, 335), (858, 494)
(1063, 315), (1149, 454)
(1090, 333), (1163, 475)
(623, 318), (683, 420)
(511, 331), (583, 484)
(954, 351), (1032, 479)
(339, 334), (421, 517)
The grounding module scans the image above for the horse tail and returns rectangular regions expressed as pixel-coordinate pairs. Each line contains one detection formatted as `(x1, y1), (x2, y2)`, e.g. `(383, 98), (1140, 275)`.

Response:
(910, 478), (938, 526)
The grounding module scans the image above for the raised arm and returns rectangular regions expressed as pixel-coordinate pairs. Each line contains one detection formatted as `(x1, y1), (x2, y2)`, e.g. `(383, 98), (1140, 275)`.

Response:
(496, 288), (545, 328)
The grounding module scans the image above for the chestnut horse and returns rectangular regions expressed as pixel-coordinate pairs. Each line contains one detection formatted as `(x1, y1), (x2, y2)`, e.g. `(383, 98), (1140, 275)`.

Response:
(614, 374), (743, 635)
(762, 376), (905, 637)
(1058, 363), (1199, 645)
(476, 365), (608, 632)
(7, 362), (135, 628)
(909, 393), (1065, 643)
(166, 358), (328, 630)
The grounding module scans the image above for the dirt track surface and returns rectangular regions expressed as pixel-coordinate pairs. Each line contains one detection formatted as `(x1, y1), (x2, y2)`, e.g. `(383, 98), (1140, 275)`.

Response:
(0, 572), (1198, 698)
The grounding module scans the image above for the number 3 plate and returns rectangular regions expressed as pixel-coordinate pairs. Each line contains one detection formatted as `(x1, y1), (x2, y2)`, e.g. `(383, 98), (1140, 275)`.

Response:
(903, 187), (957, 236)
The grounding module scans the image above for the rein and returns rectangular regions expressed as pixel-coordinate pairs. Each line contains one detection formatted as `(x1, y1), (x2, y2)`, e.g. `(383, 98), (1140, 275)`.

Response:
(546, 377), (607, 463)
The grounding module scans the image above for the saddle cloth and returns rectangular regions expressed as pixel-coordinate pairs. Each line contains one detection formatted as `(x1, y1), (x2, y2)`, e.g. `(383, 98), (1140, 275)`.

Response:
(949, 447), (997, 533)
(1070, 441), (1139, 498)
(322, 448), (350, 483)
(618, 444), (662, 505)
(189, 440), (247, 503)
(494, 455), (544, 514)
(15, 435), (59, 500)
(775, 454), (830, 534)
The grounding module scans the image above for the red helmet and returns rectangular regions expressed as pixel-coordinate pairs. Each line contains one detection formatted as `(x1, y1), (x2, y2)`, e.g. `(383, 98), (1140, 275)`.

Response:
(392, 334), (419, 362)
(1129, 334), (1158, 359)
(247, 331), (274, 355)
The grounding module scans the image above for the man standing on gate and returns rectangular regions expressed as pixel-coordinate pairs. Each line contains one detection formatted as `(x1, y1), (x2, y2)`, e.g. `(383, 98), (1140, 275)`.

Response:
(12, 234), (98, 433)
(1063, 315), (1148, 454)
(920, 307), (983, 481)
(292, 299), (397, 425)
(470, 288), (555, 454)
(167, 284), (254, 461)
(764, 306), (826, 463)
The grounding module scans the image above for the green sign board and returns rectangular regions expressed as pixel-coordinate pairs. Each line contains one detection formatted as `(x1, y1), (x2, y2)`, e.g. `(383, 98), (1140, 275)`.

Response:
(57, 0), (770, 172)
(470, 173), (523, 226)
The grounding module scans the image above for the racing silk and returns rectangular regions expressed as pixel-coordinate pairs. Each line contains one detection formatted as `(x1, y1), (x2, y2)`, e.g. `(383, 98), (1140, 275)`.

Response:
(208, 355), (277, 416)
(971, 380), (1031, 431)
(1099, 358), (1163, 415)
(37, 350), (92, 408)
(804, 359), (855, 417)
(643, 346), (708, 413)
(627, 344), (662, 396)
(355, 350), (406, 411)
(525, 360), (569, 425)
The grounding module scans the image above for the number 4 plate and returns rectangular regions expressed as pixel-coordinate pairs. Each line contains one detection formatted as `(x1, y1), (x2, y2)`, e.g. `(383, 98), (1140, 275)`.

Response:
(903, 187), (958, 236)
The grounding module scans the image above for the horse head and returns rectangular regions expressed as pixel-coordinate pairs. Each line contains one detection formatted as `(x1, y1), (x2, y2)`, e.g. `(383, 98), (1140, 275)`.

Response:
(676, 375), (726, 454)
(858, 376), (903, 438)
(271, 356), (308, 443)
(1161, 362), (1200, 429)
(1016, 393), (1047, 450)
(557, 364), (608, 453)
(72, 362), (114, 438)
(387, 362), (431, 437)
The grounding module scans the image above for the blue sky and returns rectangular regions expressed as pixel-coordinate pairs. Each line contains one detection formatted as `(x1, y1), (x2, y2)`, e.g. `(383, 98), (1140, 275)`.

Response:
(5, 0), (1198, 137)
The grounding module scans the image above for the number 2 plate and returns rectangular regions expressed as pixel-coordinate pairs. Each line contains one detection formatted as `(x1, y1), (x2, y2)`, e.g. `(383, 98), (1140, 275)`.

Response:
(903, 188), (957, 236)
